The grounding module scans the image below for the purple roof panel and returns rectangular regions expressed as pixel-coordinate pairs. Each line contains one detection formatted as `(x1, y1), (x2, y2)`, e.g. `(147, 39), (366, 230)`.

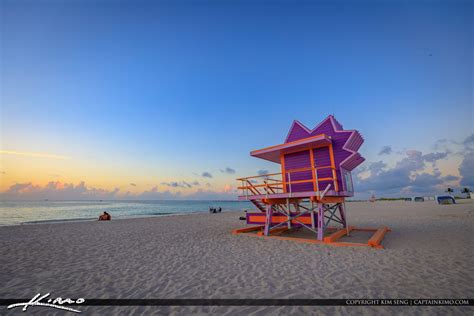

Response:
(260, 115), (365, 171)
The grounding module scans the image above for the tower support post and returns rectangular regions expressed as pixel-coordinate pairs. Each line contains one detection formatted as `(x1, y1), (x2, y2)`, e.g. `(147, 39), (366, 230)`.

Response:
(338, 202), (347, 228)
(286, 199), (291, 229)
(317, 203), (324, 240)
(264, 203), (273, 236)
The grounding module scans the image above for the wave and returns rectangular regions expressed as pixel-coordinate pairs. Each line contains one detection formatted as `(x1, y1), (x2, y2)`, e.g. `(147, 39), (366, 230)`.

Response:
(13, 212), (199, 226)
(23, 217), (96, 225)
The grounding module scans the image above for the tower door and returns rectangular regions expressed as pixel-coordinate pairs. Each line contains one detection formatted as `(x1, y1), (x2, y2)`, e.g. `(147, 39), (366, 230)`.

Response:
(283, 150), (313, 192)
(312, 146), (333, 192)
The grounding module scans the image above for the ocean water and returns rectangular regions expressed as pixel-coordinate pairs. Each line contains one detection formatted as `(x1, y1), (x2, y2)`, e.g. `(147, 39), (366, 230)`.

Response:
(0, 200), (252, 226)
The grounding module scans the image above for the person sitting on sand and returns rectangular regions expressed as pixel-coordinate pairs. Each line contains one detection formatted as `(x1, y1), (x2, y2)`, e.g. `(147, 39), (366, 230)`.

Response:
(98, 211), (111, 221)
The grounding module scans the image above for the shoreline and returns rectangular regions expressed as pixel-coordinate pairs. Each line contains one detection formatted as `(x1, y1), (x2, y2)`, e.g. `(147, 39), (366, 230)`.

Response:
(0, 209), (242, 228)
(1, 198), (472, 228)
(0, 200), (252, 227)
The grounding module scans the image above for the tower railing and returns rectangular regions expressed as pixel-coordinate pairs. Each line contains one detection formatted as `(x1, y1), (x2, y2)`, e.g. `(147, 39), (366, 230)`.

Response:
(237, 166), (337, 198)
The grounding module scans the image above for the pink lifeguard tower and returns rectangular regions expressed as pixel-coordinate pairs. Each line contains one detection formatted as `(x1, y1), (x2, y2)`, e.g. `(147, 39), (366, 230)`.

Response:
(234, 115), (389, 248)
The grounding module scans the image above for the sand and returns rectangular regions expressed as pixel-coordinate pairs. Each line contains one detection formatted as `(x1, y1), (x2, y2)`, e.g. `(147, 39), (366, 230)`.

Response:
(0, 200), (473, 315)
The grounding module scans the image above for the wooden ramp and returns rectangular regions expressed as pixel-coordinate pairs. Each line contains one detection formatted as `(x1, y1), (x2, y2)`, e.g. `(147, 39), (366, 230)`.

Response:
(232, 225), (391, 249)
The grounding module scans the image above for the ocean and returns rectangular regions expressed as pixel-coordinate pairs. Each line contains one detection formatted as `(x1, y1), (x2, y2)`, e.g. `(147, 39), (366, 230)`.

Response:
(0, 200), (252, 226)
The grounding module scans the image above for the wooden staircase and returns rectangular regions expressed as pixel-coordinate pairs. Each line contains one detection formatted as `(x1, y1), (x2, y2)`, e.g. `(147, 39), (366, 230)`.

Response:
(250, 200), (266, 212)
(250, 199), (290, 214)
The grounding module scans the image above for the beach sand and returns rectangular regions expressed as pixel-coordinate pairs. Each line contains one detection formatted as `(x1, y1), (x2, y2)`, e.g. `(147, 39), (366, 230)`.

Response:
(1, 200), (473, 315)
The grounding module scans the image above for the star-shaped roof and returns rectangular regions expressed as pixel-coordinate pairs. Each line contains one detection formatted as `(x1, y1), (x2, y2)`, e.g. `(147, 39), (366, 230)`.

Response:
(252, 115), (365, 171)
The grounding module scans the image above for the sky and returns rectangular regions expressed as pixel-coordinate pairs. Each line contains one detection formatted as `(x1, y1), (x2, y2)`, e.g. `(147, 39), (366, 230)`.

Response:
(0, 0), (472, 200)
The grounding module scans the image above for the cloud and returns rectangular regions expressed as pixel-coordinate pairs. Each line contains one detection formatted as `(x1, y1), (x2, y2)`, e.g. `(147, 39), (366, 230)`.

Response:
(432, 138), (450, 151)
(410, 172), (444, 188)
(222, 184), (234, 193)
(201, 172), (213, 178)
(130, 183), (137, 187)
(134, 186), (178, 200)
(459, 134), (474, 187)
(257, 169), (269, 176)
(368, 161), (387, 175)
(135, 186), (236, 200)
(0, 181), (119, 200)
(459, 152), (474, 187)
(378, 146), (392, 155)
(423, 152), (449, 163)
(443, 175), (459, 182)
(184, 189), (236, 200)
(0, 181), (237, 201)
(220, 167), (236, 174)
(463, 134), (474, 147)
(161, 181), (186, 188)
(161, 181), (199, 189)
(0, 150), (70, 160)
(354, 147), (457, 197)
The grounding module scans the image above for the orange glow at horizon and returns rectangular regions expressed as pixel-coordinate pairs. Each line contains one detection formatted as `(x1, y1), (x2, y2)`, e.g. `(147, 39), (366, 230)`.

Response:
(0, 150), (71, 160)
(0, 152), (234, 194)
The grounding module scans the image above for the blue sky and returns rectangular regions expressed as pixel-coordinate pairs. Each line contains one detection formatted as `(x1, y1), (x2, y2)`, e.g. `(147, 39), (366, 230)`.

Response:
(1, 0), (472, 199)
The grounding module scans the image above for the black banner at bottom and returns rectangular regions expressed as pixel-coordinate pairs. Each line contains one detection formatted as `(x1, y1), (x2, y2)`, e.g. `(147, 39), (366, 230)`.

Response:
(1, 299), (473, 307)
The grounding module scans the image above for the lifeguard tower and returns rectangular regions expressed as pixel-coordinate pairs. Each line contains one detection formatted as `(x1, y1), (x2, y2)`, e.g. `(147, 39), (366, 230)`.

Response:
(234, 115), (390, 248)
